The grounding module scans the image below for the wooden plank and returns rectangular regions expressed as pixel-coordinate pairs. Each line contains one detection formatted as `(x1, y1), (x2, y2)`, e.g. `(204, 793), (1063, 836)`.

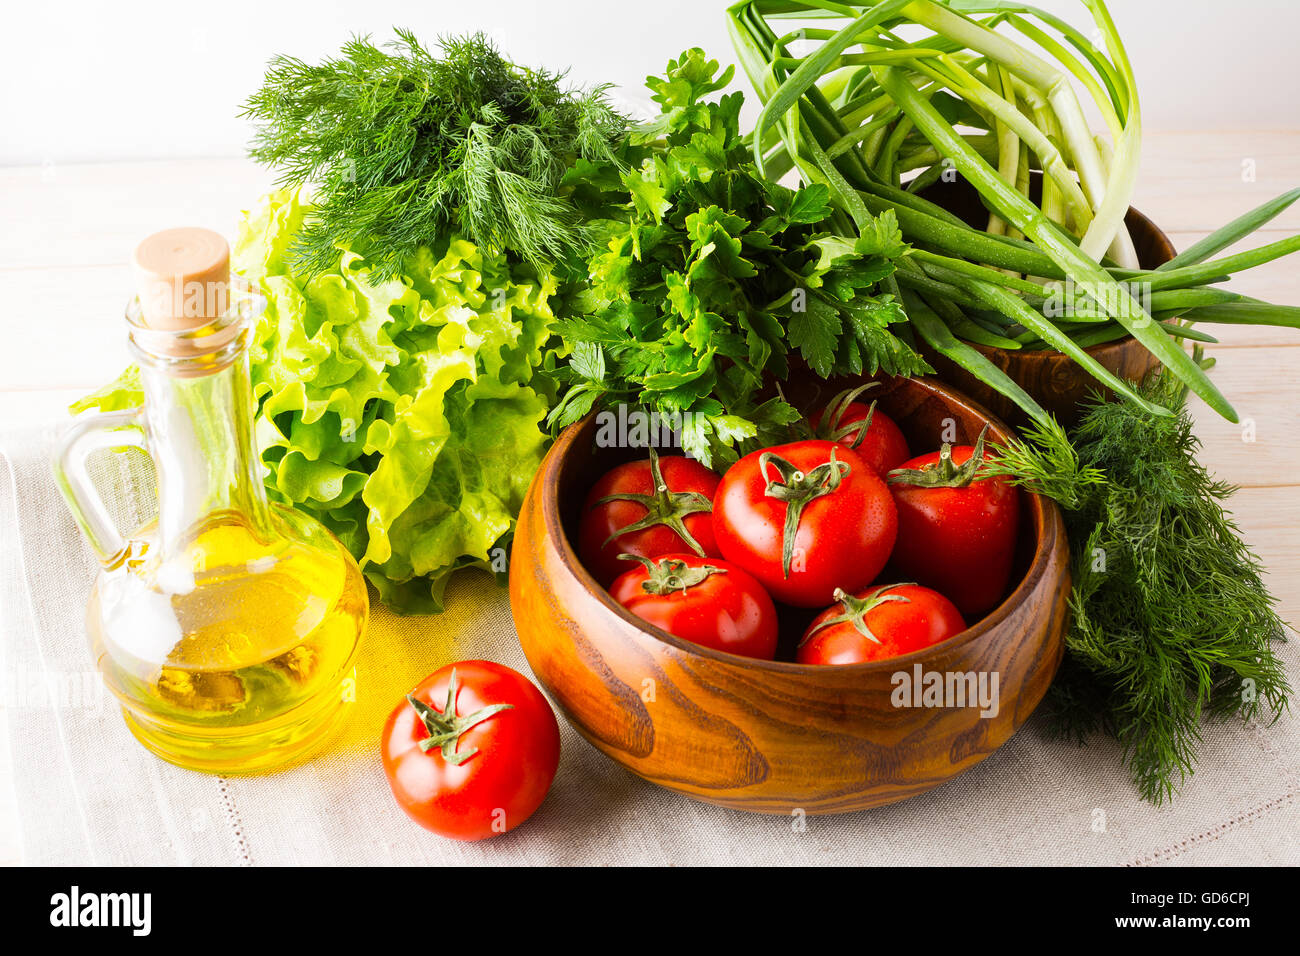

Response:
(0, 266), (135, 391)
(1132, 132), (1300, 234)
(1224, 486), (1300, 630)
(0, 160), (273, 270)
(1186, 345), (1300, 489)
(0, 390), (95, 430)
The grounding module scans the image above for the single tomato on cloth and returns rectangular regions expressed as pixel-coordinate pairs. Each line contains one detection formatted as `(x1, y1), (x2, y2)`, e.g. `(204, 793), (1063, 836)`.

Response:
(713, 439), (897, 607)
(810, 383), (910, 477)
(796, 583), (966, 665)
(578, 447), (721, 586)
(381, 661), (560, 841)
(886, 426), (1021, 618)
(610, 553), (779, 660)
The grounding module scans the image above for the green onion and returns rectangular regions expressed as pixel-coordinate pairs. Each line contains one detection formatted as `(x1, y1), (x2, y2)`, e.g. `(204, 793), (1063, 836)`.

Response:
(874, 63), (1229, 418)
(728, 0), (1299, 423)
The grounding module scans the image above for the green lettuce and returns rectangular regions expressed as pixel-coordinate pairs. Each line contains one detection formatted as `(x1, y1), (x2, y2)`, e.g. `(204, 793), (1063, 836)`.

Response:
(74, 190), (557, 613)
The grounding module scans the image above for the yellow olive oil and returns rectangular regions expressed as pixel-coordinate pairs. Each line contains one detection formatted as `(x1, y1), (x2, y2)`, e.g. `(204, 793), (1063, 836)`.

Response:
(87, 509), (367, 774)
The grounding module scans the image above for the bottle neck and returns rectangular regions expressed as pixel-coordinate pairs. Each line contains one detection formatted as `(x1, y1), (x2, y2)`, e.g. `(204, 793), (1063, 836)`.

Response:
(139, 348), (274, 556)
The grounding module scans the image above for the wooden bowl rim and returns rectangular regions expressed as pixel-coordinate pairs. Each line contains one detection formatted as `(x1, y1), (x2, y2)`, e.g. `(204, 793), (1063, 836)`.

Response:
(537, 375), (1066, 675)
(966, 203), (1176, 361)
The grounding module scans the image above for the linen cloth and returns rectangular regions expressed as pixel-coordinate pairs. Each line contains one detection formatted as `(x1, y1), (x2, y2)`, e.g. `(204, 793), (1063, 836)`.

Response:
(2, 422), (1297, 867)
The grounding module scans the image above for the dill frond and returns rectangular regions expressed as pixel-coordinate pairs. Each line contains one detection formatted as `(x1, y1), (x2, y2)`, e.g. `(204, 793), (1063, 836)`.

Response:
(241, 30), (628, 280)
(990, 374), (1291, 804)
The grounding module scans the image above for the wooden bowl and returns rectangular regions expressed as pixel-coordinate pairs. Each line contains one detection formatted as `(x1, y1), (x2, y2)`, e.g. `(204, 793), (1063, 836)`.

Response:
(509, 375), (1069, 814)
(916, 178), (1176, 428)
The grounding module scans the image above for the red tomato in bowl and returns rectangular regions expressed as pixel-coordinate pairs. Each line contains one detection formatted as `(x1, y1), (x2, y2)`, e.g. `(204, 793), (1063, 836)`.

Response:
(381, 661), (560, 841)
(810, 384), (910, 477)
(796, 583), (966, 665)
(886, 427), (1021, 618)
(609, 553), (778, 660)
(578, 448), (721, 587)
(712, 439), (897, 607)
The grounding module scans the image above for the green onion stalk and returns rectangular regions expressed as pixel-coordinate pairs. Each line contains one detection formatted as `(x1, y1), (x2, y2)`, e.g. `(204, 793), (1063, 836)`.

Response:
(727, 0), (1300, 421)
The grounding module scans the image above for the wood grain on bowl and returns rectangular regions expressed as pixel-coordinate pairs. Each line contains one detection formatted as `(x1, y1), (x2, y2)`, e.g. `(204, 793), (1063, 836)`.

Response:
(509, 376), (1069, 814)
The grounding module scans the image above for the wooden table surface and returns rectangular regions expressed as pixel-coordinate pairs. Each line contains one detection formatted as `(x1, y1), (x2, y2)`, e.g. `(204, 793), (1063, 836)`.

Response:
(1, 133), (1297, 865)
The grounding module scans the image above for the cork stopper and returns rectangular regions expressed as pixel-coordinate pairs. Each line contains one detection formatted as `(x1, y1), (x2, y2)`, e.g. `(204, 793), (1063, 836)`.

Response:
(132, 227), (231, 330)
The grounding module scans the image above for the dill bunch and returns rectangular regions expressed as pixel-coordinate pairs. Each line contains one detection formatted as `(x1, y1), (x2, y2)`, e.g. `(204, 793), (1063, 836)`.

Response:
(241, 29), (627, 279)
(987, 368), (1291, 804)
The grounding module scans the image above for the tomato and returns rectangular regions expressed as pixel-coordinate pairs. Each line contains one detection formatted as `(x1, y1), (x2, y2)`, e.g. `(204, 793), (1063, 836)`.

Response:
(796, 583), (966, 665)
(381, 661), (560, 841)
(886, 426), (1021, 618)
(578, 448), (721, 587)
(609, 553), (779, 660)
(712, 439), (897, 607)
(810, 383), (910, 477)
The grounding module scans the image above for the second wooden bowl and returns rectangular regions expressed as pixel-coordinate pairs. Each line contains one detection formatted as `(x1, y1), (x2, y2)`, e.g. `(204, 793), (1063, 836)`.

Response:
(917, 179), (1176, 427)
(509, 375), (1069, 814)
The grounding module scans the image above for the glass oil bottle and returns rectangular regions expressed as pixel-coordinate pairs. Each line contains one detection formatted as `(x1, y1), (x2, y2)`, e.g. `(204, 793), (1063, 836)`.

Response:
(55, 227), (368, 773)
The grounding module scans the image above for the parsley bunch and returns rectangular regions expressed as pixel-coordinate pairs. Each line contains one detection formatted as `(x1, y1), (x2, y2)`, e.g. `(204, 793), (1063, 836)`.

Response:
(549, 49), (929, 467)
(241, 30), (627, 280)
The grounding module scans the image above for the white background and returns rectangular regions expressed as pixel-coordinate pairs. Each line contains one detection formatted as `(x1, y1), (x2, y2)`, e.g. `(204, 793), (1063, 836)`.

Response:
(3, 0), (1299, 166)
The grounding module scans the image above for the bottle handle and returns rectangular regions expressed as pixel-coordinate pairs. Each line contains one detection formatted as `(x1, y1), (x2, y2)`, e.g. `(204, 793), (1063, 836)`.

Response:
(53, 408), (150, 564)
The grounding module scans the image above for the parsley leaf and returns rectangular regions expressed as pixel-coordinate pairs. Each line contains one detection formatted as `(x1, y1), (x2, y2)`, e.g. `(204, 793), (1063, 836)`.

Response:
(552, 48), (926, 467)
